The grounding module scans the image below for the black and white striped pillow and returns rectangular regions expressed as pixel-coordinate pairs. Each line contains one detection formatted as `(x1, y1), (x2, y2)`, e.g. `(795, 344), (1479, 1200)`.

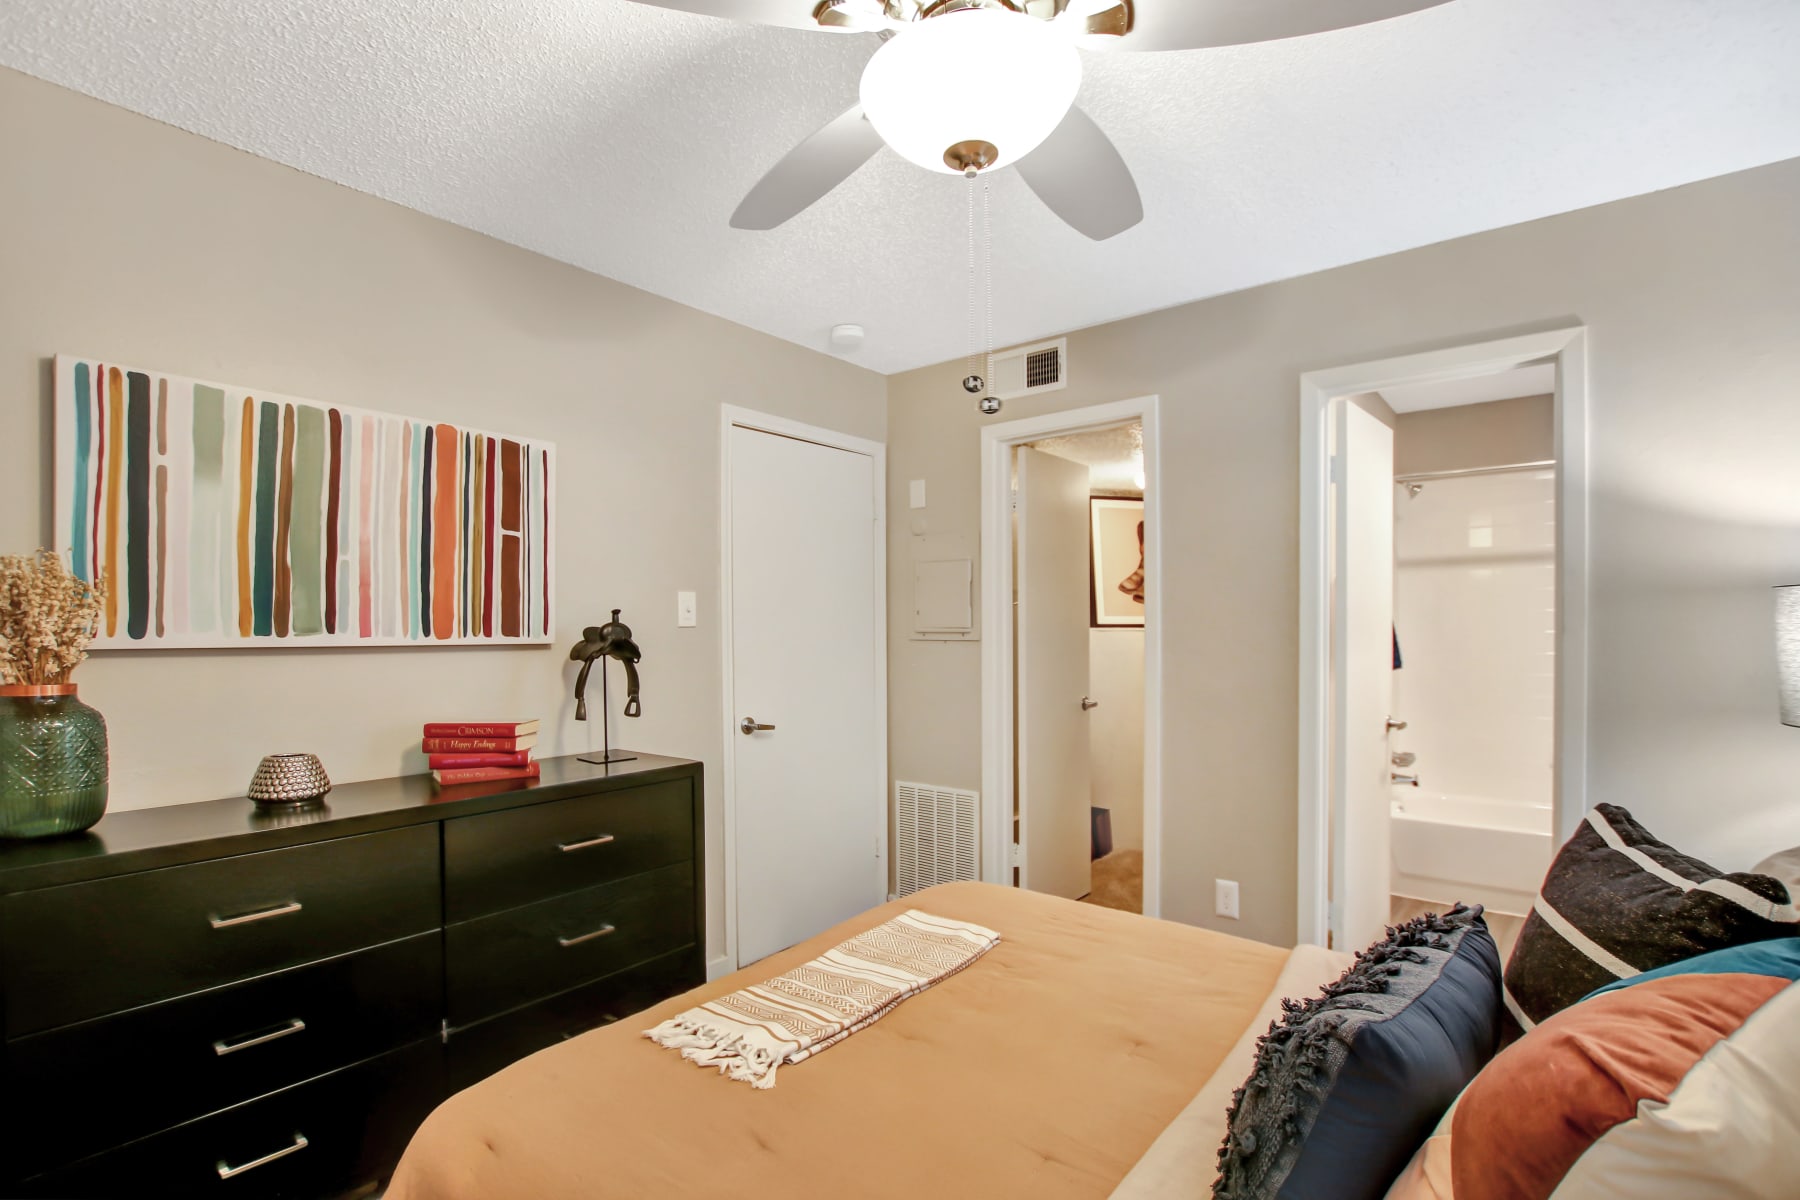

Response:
(1501, 804), (1797, 1039)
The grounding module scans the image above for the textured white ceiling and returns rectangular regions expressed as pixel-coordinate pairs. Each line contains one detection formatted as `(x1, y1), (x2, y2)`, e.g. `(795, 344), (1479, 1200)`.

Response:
(1030, 421), (1143, 496)
(1380, 362), (1556, 413)
(4, 0), (1798, 374)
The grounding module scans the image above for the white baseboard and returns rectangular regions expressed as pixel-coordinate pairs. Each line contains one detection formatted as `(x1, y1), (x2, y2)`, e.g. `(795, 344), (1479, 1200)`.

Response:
(706, 955), (734, 981)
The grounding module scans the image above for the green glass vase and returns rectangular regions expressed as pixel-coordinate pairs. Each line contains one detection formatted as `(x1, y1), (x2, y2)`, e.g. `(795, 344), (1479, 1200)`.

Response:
(0, 684), (109, 839)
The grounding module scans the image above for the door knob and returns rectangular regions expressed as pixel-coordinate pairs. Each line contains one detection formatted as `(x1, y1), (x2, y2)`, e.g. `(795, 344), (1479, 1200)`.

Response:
(740, 717), (776, 736)
(1081, 697), (1099, 711)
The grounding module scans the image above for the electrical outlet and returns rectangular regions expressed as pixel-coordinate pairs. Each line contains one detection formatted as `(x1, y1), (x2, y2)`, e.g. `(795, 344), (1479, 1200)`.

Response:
(1215, 879), (1241, 920)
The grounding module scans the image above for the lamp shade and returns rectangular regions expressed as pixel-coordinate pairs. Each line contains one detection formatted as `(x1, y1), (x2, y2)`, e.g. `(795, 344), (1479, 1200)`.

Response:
(1778, 585), (1800, 727)
(859, 9), (1082, 175)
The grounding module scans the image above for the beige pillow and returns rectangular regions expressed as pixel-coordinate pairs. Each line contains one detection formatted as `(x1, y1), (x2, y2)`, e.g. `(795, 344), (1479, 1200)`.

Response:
(1753, 846), (1800, 892)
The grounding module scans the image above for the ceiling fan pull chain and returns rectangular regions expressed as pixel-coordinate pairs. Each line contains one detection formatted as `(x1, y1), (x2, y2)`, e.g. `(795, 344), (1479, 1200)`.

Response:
(970, 176), (1001, 415)
(983, 180), (994, 387)
(966, 169), (980, 391)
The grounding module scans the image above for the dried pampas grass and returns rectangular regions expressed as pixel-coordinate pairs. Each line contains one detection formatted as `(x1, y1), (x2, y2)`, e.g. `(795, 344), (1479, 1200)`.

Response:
(0, 550), (106, 686)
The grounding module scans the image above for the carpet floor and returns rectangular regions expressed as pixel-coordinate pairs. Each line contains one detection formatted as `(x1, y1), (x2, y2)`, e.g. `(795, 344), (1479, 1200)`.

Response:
(1081, 849), (1143, 914)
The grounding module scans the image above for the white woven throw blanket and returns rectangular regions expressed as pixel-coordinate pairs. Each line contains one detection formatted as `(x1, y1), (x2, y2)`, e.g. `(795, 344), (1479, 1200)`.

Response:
(644, 909), (1001, 1089)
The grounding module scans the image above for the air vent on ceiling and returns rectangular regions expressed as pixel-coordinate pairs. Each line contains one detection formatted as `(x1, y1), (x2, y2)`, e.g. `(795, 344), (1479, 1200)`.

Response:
(991, 338), (1068, 401)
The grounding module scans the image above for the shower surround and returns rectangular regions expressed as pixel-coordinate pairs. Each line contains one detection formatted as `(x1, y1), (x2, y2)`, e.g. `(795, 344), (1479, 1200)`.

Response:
(1390, 468), (1556, 915)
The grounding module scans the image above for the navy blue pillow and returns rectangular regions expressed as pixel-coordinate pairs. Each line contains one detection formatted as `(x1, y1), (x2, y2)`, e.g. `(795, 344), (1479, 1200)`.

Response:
(1213, 905), (1502, 1200)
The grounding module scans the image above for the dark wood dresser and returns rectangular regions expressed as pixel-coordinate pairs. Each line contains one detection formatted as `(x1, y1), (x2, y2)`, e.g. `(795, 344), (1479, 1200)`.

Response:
(0, 753), (704, 1198)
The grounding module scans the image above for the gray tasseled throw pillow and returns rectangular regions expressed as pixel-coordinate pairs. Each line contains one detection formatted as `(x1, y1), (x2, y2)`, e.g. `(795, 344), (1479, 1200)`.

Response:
(1214, 906), (1501, 1200)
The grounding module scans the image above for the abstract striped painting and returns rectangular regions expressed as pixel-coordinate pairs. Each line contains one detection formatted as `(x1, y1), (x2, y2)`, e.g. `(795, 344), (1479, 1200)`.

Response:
(52, 355), (554, 648)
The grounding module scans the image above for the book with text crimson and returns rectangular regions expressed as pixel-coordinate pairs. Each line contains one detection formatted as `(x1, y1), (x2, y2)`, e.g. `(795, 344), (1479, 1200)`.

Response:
(420, 734), (538, 754)
(426, 751), (533, 770)
(430, 762), (543, 786)
(421, 720), (540, 738)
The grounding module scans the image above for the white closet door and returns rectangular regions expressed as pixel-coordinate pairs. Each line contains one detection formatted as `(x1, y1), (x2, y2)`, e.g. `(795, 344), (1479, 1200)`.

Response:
(729, 424), (882, 966)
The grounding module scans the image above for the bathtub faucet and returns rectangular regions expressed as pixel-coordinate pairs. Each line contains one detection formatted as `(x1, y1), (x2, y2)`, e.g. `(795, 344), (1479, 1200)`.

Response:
(1391, 773), (1420, 786)
(1391, 751), (1417, 768)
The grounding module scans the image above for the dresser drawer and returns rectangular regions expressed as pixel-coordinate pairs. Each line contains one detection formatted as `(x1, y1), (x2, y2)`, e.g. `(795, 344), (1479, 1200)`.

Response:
(25, 1039), (443, 1199)
(1, 824), (440, 1036)
(7, 932), (441, 1180)
(446, 861), (696, 1025)
(444, 779), (694, 922)
(446, 946), (699, 1093)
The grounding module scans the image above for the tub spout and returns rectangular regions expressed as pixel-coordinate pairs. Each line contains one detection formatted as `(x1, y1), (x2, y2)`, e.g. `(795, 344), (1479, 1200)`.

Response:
(1391, 773), (1420, 786)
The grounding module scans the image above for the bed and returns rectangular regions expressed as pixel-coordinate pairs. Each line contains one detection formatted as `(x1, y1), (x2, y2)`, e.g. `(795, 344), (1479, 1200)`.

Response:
(386, 882), (1351, 1200)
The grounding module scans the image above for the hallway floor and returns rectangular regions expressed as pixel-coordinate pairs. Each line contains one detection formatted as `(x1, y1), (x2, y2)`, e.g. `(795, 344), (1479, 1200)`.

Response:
(1081, 849), (1143, 914)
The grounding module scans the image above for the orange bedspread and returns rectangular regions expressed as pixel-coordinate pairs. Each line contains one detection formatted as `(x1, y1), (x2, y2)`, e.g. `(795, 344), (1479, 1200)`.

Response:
(387, 882), (1287, 1200)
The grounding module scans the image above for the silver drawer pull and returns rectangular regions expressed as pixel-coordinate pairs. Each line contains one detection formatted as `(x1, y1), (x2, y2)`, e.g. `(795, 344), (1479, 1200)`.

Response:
(209, 901), (302, 929)
(557, 923), (616, 948)
(558, 834), (616, 853)
(216, 1132), (309, 1180)
(213, 1018), (307, 1057)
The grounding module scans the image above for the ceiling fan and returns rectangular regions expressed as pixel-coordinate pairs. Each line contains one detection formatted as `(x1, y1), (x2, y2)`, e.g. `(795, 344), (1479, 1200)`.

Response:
(622, 0), (1452, 240)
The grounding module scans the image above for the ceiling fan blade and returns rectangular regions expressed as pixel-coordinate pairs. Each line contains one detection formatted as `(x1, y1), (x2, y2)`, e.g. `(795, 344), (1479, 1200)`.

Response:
(1125, 0), (1452, 52)
(731, 106), (885, 230)
(1015, 106), (1143, 242)
(620, 0), (827, 33)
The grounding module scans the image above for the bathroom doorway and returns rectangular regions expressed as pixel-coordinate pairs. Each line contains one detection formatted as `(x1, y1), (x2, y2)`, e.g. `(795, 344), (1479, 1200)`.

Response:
(1384, 376), (1559, 961)
(1296, 329), (1590, 952)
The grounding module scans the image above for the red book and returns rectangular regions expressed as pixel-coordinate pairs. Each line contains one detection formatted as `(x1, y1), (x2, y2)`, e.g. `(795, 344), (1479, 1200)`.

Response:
(420, 734), (538, 754)
(421, 719), (540, 738)
(427, 751), (533, 770)
(431, 762), (543, 786)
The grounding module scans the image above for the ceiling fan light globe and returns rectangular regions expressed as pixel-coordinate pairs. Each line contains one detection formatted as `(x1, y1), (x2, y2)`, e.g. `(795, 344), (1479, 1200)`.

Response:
(858, 9), (1082, 175)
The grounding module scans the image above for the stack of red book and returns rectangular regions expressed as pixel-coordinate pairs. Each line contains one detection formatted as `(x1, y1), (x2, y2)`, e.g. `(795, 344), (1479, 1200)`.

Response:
(423, 720), (541, 785)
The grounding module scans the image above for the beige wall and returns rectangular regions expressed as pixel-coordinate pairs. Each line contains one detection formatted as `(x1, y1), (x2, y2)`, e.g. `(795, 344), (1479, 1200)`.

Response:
(1394, 395), (1554, 477)
(1349, 391), (1399, 429)
(888, 156), (1800, 947)
(0, 69), (887, 966)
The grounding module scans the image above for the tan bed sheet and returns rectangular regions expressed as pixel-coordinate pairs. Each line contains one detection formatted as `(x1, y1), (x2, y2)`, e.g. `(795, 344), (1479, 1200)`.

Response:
(387, 882), (1288, 1200)
(1109, 943), (1356, 1198)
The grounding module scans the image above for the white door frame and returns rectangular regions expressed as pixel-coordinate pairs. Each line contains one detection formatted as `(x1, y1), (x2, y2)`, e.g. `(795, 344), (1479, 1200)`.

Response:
(980, 395), (1163, 918)
(1296, 327), (1590, 948)
(719, 405), (888, 976)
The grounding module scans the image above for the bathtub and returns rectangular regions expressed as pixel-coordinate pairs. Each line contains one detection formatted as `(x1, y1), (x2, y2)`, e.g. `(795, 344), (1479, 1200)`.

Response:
(1390, 792), (1553, 917)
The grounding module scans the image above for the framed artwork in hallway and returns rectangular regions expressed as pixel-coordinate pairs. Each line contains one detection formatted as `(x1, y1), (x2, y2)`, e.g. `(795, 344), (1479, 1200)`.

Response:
(1090, 497), (1145, 628)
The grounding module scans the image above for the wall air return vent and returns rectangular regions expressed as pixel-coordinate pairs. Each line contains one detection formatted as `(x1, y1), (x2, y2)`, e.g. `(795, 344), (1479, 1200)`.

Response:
(894, 781), (980, 896)
(990, 338), (1068, 401)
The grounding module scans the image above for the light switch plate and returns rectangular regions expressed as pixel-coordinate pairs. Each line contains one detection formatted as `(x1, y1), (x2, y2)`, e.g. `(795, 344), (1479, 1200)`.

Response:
(677, 591), (697, 628)
(909, 479), (926, 509)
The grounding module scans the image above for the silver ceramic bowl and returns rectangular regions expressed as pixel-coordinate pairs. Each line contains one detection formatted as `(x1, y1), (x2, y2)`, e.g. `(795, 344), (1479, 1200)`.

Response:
(247, 753), (332, 806)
